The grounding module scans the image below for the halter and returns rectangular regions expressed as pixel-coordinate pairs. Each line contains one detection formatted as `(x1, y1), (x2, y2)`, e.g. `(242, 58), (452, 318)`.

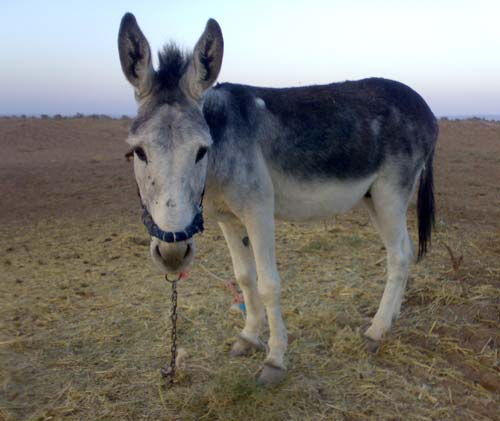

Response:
(139, 187), (205, 243)
(141, 204), (204, 242)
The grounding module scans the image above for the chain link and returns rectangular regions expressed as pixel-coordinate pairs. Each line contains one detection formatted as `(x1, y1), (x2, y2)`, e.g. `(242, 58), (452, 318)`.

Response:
(161, 273), (179, 389)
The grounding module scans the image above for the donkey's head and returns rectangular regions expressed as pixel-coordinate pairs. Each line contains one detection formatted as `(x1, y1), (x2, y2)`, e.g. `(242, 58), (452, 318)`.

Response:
(118, 13), (223, 275)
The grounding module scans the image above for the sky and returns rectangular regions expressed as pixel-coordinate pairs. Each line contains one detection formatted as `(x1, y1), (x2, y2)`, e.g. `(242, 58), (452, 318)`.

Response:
(1, 0), (499, 117)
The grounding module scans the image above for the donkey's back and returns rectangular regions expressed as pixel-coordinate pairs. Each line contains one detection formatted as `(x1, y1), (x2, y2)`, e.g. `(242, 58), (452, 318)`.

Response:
(212, 78), (437, 183)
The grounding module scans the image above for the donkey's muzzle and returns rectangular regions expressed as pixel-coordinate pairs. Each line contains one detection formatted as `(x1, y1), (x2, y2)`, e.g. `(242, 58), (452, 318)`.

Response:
(140, 200), (203, 274)
(151, 239), (195, 274)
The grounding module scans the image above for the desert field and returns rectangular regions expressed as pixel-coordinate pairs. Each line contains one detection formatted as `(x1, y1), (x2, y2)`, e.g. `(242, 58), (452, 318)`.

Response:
(0, 117), (499, 420)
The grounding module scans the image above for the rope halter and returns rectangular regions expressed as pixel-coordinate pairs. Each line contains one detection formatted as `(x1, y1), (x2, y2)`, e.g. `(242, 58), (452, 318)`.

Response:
(141, 205), (204, 243)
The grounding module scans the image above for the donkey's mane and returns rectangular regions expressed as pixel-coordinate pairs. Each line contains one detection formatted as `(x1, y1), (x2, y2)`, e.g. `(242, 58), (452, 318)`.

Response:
(156, 43), (191, 90)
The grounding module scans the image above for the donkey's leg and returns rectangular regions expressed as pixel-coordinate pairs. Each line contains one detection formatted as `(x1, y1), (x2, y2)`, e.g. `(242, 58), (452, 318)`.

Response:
(363, 196), (416, 263)
(364, 183), (414, 343)
(364, 194), (413, 312)
(219, 221), (266, 356)
(244, 206), (288, 385)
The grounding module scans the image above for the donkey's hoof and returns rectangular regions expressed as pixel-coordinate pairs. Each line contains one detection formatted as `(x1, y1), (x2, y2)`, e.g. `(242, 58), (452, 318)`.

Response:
(230, 336), (266, 357)
(364, 336), (381, 354)
(230, 339), (253, 357)
(256, 363), (286, 386)
(364, 324), (382, 353)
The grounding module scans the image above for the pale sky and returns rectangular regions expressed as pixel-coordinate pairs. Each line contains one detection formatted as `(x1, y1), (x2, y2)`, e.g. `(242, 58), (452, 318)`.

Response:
(1, 0), (499, 117)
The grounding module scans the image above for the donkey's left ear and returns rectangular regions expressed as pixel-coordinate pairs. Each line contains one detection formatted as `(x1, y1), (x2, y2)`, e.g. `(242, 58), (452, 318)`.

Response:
(181, 19), (224, 101)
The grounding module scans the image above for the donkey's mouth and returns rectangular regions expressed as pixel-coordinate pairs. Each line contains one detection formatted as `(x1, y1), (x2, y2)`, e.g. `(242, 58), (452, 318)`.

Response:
(183, 244), (192, 259)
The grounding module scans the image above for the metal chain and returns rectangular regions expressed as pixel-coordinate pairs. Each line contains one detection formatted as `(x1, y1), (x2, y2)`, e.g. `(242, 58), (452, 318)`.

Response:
(160, 274), (179, 389)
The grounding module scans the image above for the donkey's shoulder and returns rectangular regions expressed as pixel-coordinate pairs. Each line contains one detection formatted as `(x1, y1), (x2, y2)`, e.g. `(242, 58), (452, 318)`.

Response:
(202, 83), (262, 145)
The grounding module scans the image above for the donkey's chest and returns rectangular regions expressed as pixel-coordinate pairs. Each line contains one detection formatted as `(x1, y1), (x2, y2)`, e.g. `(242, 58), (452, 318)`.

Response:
(271, 170), (376, 221)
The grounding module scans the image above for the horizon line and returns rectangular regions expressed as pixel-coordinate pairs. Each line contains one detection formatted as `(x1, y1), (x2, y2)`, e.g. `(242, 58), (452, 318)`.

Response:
(1, 113), (500, 121)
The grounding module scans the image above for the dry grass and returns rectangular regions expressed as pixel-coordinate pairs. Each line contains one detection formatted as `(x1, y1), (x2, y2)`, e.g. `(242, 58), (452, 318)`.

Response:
(1, 208), (498, 420)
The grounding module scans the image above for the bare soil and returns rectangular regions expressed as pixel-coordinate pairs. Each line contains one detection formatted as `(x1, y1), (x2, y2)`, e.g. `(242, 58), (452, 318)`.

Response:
(0, 117), (499, 420)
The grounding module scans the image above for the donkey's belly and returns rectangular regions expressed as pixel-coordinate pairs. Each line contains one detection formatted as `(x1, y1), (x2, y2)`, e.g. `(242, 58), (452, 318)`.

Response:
(271, 170), (376, 221)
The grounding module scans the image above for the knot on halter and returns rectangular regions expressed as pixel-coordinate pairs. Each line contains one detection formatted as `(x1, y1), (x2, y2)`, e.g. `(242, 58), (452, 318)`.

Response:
(141, 206), (204, 243)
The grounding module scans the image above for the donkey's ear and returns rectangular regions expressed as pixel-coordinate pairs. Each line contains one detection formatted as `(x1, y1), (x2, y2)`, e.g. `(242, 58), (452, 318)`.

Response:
(181, 19), (224, 101)
(118, 13), (154, 98)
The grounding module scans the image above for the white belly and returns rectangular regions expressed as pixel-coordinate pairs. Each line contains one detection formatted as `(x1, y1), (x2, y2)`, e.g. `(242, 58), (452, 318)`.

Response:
(271, 169), (376, 221)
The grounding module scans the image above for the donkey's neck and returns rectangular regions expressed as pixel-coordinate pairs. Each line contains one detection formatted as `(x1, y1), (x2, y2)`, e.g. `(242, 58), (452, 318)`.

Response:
(201, 88), (230, 146)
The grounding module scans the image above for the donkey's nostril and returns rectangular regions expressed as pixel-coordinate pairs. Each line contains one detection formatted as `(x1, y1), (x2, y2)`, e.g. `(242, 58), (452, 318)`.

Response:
(155, 245), (162, 258)
(184, 244), (191, 259)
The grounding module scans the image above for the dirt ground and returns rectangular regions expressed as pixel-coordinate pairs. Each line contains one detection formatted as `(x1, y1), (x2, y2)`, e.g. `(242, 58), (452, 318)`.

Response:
(0, 117), (499, 420)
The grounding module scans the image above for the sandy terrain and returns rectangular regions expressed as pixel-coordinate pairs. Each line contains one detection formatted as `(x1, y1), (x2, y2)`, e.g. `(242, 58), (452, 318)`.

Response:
(0, 117), (499, 420)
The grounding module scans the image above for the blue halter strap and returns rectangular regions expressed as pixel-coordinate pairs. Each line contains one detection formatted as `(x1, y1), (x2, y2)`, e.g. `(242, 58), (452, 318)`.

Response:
(138, 184), (205, 243)
(141, 205), (204, 243)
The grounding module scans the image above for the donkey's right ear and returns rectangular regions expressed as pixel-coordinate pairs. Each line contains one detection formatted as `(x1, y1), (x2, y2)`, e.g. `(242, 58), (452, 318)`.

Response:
(118, 13), (154, 98)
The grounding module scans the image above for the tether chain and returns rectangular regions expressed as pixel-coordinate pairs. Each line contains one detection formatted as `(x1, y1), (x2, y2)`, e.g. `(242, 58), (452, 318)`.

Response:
(160, 273), (179, 389)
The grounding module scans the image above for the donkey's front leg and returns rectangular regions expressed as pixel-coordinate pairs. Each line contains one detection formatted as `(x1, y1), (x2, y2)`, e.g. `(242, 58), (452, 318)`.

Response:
(244, 207), (288, 385)
(219, 221), (266, 356)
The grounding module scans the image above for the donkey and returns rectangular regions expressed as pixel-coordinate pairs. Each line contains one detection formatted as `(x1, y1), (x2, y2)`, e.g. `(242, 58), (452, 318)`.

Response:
(118, 14), (437, 385)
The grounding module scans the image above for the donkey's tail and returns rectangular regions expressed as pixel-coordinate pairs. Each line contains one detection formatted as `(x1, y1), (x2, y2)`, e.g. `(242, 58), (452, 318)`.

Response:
(417, 152), (435, 261)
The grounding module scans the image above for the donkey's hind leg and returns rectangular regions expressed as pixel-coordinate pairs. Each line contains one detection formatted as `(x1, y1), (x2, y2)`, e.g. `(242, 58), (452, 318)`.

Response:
(219, 221), (266, 356)
(363, 180), (415, 343)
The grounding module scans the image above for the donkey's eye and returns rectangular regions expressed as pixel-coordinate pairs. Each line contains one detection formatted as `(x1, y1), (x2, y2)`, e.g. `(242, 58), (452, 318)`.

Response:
(134, 147), (147, 163)
(195, 147), (208, 163)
